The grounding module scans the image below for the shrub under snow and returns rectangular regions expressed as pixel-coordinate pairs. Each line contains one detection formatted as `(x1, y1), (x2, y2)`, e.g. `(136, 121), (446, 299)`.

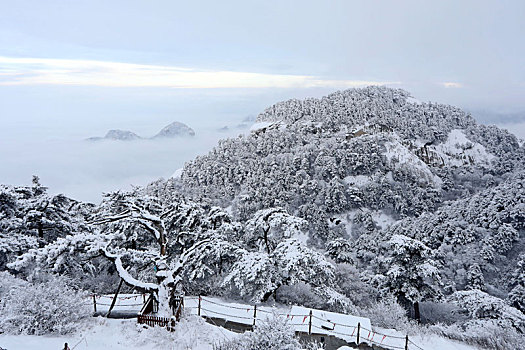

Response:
(448, 290), (525, 333)
(433, 320), (524, 350)
(359, 297), (410, 330)
(0, 272), (90, 335)
(213, 315), (302, 350)
(429, 290), (525, 350)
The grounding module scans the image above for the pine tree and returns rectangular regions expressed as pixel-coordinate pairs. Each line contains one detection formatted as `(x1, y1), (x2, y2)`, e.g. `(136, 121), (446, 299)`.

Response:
(508, 255), (525, 312)
(466, 264), (485, 290)
(377, 234), (442, 320)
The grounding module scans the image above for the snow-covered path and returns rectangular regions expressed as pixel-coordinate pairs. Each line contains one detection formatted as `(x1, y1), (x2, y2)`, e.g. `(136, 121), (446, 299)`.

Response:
(0, 295), (480, 350)
(90, 293), (145, 316)
(0, 316), (237, 350)
(0, 316), (481, 350)
(184, 296), (478, 350)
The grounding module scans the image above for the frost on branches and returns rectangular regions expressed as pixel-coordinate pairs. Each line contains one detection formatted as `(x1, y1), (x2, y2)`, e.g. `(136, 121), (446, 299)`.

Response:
(0, 272), (90, 335)
(373, 234), (442, 318)
(1, 87), (524, 347)
(223, 209), (348, 309)
(223, 238), (338, 303)
(214, 314), (302, 350)
(0, 176), (92, 270)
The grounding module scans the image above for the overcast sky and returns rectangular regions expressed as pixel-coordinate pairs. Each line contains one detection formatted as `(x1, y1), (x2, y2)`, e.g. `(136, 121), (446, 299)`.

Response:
(1, 1), (524, 202)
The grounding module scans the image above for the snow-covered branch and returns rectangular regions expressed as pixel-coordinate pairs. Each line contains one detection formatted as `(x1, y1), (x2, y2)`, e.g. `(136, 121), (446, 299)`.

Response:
(101, 248), (158, 292)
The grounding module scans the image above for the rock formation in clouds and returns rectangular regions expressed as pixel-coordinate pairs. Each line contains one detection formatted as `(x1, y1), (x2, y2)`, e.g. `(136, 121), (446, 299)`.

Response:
(152, 121), (195, 138)
(86, 129), (141, 141)
(86, 121), (195, 141)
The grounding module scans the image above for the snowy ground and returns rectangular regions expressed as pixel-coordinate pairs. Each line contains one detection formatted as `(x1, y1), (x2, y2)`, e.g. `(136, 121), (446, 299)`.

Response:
(0, 316), (238, 350)
(91, 293), (145, 315)
(0, 315), (481, 350)
(185, 298), (479, 350)
(0, 295), (481, 350)
(185, 296), (286, 325)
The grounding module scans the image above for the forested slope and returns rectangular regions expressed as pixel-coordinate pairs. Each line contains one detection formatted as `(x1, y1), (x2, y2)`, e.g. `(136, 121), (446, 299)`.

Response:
(2, 87), (524, 348)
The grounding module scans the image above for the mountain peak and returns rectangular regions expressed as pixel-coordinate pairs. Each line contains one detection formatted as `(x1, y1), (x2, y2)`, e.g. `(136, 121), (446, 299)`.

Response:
(153, 121), (195, 138)
(104, 129), (141, 141)
(86, 121), (195, 141)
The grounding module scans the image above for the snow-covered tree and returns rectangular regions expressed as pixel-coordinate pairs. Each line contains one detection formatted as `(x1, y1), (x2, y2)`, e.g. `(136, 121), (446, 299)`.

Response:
(223, 236), (345, 308)
(466, 264), (485, 291)
(508, 254), (525, 312)
(325, 238), (354, 264)
(375, 234), (442, 319)
(448, 290), (525, 333)
(0, 177), (92, 270)
(10, 188), (233, 316)
(244, 207), (307, 253)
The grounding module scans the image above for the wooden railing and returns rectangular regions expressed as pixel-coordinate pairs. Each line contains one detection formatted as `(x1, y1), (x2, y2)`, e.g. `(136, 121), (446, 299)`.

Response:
(137, 295), (183, 332)
(137, 314), (176, 331)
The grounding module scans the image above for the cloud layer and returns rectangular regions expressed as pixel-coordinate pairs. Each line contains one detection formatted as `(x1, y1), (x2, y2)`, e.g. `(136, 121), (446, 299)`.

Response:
(0, 56), (397, 89)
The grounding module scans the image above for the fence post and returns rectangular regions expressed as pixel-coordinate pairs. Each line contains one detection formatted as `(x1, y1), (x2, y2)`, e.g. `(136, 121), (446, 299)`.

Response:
(93, 294), (97, 313)
(357, 322), (360, 345)
(308, 310), (313, 335)
(253, 304), (257, 327)
(405, 335), (409, 350)
(106, 278), (124, 318)
(198, 295), (202, 317)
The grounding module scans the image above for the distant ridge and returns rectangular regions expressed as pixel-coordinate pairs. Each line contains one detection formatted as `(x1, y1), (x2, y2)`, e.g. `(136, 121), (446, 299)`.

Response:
(152, 121), (195, 138)
(86, 121), (195, 141)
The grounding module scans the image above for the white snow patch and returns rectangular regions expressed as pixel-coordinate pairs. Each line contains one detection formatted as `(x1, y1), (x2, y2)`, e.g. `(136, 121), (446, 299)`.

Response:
(384, 139), (421, 164)
(291, 305), (372, 344)
(371, 211), (396, 231)
(185, 296), (285, 325)
(372, 327), (480, 350)
(406, 96), (422, 105)
(0, 316), (237, 350)
(343, 211), (360, 238)
(349, 124), (365, 133)
(294, 229), (310, 245)
(384, 138), (442, 186)
(250, 121), (275, 132)
(434, 129), (495, 167)
(171, 168), (183, 179)
(413, 138), (428, 148)
(343, 175), (371, 187)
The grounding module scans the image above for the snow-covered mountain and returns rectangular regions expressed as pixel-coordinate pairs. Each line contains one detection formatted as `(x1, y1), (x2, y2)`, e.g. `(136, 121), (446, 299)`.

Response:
(176, 87), (524, 344)
(2, 87), (524, 349)
(182, 87), (522, 225)
(86, 121), (195, 141)
(152, 121), (195, 138)
(104, 129), (142, 141)
(87, 129), (142, 141)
